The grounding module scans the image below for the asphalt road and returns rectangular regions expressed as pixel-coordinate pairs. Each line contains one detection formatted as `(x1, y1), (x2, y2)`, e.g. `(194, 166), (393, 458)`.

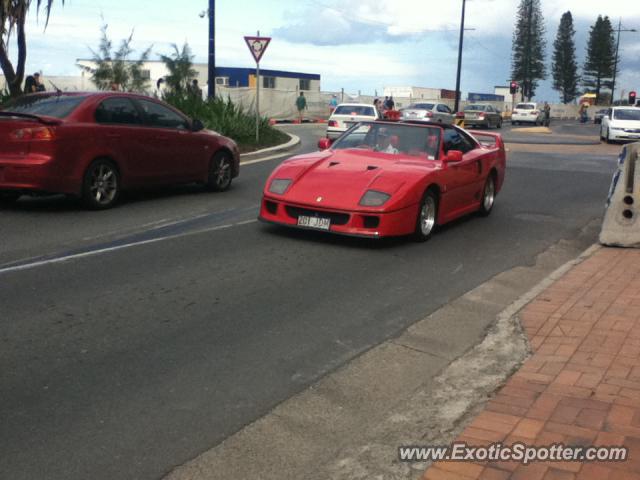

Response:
(0, 123), (619, 480)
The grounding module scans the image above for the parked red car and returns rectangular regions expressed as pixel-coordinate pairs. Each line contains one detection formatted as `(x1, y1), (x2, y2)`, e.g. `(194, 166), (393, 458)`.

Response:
(260, 121), (506, 241)
(0, 92), (239, 208)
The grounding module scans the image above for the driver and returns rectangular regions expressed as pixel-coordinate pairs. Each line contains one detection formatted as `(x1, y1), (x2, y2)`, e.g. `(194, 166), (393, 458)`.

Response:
(376, 130), (399, 154)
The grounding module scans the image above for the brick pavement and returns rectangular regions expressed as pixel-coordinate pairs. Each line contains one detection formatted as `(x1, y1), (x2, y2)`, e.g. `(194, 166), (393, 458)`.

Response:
(423, 246), (640, 480)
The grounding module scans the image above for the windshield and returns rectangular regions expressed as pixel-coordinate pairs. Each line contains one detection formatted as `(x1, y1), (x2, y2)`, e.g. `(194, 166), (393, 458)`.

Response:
(1, 94), (87, 118)
(407, 103), (434, 110)
(515, 103), (535, 110)
(464, 105), (486, 111)
(333, 105), (376, 116)
(331, 122), (441, 159)
(613, 109), (640, 121)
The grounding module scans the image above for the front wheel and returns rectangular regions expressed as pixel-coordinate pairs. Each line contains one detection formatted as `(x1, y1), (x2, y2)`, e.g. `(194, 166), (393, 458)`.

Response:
(497, 119), (503, 129)
(207, 151), (233, 192)
(82, 159), (120, 210)
(412, 190), (438, 242)
(478, 175), (496, 217)
(605, 129), (613, 144)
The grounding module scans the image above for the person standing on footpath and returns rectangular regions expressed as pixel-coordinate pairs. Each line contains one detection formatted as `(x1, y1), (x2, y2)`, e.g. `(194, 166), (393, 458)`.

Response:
(296, 91), (307, 122)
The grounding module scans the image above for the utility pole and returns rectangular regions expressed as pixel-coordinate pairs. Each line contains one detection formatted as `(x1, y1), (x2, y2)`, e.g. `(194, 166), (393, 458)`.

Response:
(453, 0), (466, 112)
(207, 0), (216, 99)
(611, 19), (637, 105)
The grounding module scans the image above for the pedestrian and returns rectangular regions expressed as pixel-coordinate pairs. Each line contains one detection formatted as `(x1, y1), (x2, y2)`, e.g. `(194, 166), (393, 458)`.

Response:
(373, 98), (384, 117)
(296, 91), (307, 122)
(383, 96), (390, 110)
(190, 79), (202, 99)
(329, 94), (338, 114)
(24, 75), (37, 94)
(578, 103), (588, 124)
(33, 72), (46, 92)
(543, 101), (551, 126)
(386, 96), (395, 110)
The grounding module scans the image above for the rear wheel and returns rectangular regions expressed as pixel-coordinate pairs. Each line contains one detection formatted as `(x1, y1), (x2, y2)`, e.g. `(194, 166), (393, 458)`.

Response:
(478, 174), (496, 217)
(82, 159), (120, 209)
(412, 189), (438, 242)
(207, 151), (233, 191)
(497, 118), (503, 129)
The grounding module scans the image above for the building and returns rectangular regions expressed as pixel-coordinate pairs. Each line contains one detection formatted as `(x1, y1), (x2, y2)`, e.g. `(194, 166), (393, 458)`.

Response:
(75, 60), (321, 92)
(383, 86), (459, 102)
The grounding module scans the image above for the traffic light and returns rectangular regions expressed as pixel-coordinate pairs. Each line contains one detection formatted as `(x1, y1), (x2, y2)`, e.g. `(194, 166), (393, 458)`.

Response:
(510, 81), (518, 95)
(630, 91), (637, 105)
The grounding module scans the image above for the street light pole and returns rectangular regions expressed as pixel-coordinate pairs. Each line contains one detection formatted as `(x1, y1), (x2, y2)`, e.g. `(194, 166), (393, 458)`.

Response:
(611, 19), (637, 105)
(207, 0), (215, 99)
(454, 0), (466, 113)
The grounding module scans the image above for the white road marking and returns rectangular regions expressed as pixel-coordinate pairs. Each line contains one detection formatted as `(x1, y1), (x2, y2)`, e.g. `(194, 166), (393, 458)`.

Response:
(0, 219), (258, 275)
(241, 152), (291, 165)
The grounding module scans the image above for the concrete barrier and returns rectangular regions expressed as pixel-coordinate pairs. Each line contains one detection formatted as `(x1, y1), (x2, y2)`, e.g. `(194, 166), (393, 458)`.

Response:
(600, 142), (640, 247)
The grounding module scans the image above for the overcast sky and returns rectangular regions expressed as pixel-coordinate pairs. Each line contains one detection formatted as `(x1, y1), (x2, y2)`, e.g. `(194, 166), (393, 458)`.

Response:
(10, 0), (640, 102)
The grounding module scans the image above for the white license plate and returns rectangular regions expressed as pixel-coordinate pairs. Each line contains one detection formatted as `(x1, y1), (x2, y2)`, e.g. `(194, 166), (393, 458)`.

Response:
(297, 215), (331, 230)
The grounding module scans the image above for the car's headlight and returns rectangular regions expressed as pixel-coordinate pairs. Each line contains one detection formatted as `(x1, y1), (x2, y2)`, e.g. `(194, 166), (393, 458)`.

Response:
(268, 178), (292, 194)
(359, 190), (391, 206)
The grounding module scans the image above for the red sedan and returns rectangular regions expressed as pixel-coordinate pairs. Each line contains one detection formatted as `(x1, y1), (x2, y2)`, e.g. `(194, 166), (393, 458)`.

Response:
(0, 92), (239, 208)
(259, 121), (506, 241)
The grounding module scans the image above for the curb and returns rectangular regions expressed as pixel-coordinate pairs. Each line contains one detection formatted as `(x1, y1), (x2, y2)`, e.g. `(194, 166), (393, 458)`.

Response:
(239, 132), (301, 161)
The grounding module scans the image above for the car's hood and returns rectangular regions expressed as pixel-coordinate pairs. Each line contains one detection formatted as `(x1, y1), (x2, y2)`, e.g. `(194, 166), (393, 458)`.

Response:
(270, 149), (438, 210)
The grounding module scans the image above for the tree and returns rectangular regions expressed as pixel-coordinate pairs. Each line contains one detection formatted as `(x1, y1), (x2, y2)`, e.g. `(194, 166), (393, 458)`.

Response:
(159, 43), (198, 95)
(511, 0), (546, 101)
(88, 23), (152, 93)
(583, 15), (616, 105)
(551, 11), (579, 104)
(0, 0), (62, 97)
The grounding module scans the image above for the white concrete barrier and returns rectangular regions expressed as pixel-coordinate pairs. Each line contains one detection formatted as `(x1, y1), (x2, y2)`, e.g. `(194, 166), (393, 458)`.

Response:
(600, 142), (640, 247)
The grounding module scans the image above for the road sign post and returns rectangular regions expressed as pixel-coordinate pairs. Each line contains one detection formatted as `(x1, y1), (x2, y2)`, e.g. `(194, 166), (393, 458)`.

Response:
(244, 33), (271, 144)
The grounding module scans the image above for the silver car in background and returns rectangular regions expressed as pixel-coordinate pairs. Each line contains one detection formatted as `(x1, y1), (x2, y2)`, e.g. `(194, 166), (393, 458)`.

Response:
(327, 103), (380, 139)
(400, 103), (455, 124)
(463, 104), (503, 129)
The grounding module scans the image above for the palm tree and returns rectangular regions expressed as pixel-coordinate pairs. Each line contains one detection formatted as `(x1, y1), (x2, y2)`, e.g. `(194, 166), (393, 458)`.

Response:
(159, 43), (198, 95)
(0, 0), (62, 97)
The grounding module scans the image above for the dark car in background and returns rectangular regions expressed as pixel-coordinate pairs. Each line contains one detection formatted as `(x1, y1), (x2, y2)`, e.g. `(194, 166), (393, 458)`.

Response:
(462, 104), (503, 129)
(0, 92), (239, 209)
(593, 108), (609, 124)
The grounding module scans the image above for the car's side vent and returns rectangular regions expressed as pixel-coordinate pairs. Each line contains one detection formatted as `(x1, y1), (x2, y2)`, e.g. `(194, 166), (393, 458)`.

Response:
(366, 165), (378, 170)
(329, 161), (340, 167)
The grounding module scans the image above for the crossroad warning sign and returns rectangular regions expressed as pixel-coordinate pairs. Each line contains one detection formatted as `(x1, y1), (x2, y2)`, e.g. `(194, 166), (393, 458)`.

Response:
(244, 36), (271, 64)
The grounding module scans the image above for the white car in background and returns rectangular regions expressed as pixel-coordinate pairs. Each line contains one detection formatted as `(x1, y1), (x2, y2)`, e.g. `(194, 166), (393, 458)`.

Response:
(511, 102), (544, 125)
(400, 102), (455, 124)
(326, 103), (380, 139)
(600, 107), (640, 143)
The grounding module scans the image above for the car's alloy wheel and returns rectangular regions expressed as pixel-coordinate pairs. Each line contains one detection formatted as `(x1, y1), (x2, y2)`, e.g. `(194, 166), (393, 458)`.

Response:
(479, 175), (495, 217)
(207, 152), (232, 191)
(412, 190), (438, 242)
(82, 160), (120, 209)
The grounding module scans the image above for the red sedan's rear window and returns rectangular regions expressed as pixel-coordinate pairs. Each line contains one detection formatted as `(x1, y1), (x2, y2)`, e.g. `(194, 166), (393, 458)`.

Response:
(1, 95), (87, 119)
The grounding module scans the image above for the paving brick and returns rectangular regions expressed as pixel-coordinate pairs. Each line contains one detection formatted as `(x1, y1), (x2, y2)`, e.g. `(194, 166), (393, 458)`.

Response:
(574, 408), (607, 430)
(549, 405), (581, 425)
(511, 463), (548, 480)
(542, 468), (576, 480)
(424, 466), (475, 480)
(478, 467), (510, 480)
(576, 463), (612, 479)
(437, 461), (484, 478)
(511, 418), (545, 439)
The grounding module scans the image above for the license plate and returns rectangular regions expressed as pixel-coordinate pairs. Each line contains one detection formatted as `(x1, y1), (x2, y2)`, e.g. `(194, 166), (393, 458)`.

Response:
(297, 215), (330, 230)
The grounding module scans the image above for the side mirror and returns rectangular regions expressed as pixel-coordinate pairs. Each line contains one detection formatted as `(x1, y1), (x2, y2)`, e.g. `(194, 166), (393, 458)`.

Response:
(191, 118), (205, 132)
(443, 150), (463, 163)
(318, 137), (333, 150)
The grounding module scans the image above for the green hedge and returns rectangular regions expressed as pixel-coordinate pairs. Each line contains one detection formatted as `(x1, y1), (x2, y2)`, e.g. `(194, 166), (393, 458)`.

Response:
(164, 92), (288, 152)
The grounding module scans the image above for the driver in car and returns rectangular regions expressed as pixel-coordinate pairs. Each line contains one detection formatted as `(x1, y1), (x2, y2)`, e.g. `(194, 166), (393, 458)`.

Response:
(375, 131), (399, 154)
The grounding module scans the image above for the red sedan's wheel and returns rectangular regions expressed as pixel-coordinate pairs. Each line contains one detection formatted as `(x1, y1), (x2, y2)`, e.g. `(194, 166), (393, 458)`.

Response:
(412, 189), (438, 242)
(478, 174), (496, 217)
(82, 159), (120, 210)
(207, 151), (233, 192)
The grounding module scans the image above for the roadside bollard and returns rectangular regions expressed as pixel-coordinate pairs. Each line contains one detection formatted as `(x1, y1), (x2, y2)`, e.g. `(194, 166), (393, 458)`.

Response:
(600, 142), (640, 247)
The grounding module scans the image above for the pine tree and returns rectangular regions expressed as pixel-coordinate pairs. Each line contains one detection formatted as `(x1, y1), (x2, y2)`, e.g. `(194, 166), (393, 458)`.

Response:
(583, 15), (616, 105)
(511, 0), (546, 100)
(551, 11), (579, 104)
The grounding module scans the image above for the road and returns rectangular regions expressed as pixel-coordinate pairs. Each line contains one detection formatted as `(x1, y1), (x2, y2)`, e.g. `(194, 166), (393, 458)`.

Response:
(0, 122), (619, 480)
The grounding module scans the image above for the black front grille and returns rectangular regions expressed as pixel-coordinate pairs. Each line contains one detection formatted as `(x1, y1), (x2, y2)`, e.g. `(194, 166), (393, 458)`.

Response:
(265, 200), (278, 214)
(285, 206), (350, 225)
(363, 216), (380, 228)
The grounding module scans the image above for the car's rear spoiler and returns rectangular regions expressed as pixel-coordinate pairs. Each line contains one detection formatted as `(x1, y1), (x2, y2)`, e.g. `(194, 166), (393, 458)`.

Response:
(0, 111), (62, 125)
(467, 130), (504, 150)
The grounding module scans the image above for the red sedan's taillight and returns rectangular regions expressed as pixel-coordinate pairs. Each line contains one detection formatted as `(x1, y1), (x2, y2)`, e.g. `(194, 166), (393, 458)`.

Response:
(478, 113), (486, 119)
(10, 127), (55, 141)
(328, 120), (338, 127)
(425, 111), (433, 117)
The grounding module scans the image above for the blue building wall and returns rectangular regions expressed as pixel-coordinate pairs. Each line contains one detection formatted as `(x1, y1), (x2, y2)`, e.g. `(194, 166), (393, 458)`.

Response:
(215, 67), (320, 87)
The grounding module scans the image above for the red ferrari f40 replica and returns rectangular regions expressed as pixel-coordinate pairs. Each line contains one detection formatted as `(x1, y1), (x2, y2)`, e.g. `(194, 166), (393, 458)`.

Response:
(260, 121), (506, 241)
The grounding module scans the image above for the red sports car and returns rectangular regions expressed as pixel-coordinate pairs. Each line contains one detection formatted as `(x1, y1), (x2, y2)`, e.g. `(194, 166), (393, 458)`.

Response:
(259, 121), (506, 241)
(0, 92), (239, 209)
